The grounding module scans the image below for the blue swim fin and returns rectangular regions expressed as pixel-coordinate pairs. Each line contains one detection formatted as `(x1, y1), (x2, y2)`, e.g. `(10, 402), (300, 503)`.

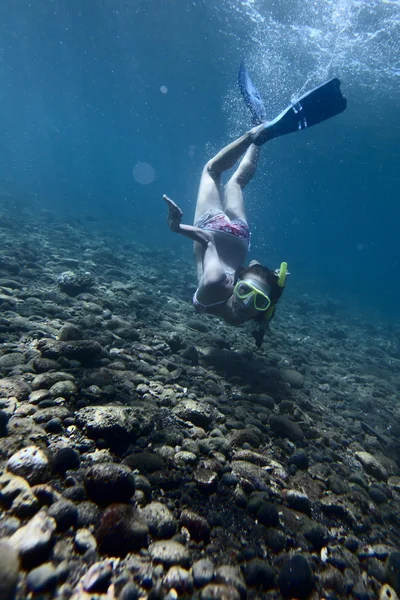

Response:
(252, 77), (347, 145)
(238, 61), (267, 125)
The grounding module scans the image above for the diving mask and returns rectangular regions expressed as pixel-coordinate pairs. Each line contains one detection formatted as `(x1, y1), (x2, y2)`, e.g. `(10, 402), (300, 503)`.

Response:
(233, 280), (271, 311)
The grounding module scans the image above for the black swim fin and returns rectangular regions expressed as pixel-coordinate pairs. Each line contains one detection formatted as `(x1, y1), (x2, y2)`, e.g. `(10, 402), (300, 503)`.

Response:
(252, 78), (347, 145)
(238, 61), (267, 125)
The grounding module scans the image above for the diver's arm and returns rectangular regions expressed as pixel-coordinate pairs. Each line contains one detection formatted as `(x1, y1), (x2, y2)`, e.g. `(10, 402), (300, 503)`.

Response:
(163, 194), (225, 283)
(177, 223), (215, 245)
(163, 194), (213, 246)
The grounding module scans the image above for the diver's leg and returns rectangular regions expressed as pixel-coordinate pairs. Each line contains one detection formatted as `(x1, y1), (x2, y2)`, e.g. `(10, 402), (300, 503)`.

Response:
(194, 129), (257, 224)
(223, 144), (260, 222)
(193, 165), (223, 225)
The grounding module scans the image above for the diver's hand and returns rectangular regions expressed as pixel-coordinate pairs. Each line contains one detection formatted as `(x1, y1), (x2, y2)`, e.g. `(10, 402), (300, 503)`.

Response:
(251, 325), (266, 348)
(163, 194), (183, 232)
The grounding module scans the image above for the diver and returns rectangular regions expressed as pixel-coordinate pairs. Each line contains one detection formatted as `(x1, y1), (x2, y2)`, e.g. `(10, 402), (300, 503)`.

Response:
(163, 64), (346, 347)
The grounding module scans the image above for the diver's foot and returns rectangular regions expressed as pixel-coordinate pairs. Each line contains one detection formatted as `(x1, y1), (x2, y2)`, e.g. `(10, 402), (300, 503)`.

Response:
(250, 122), (272, 146)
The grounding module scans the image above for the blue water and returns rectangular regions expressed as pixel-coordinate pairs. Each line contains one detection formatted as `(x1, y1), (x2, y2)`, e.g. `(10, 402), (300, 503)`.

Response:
(0, 0), (399, 321)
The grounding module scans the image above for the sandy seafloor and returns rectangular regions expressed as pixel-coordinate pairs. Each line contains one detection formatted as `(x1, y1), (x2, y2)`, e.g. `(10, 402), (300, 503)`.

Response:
(0, 202), (400, 600)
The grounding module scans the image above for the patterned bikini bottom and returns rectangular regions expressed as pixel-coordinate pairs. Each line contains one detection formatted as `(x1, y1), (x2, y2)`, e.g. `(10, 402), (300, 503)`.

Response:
(195, 211), (250, 248)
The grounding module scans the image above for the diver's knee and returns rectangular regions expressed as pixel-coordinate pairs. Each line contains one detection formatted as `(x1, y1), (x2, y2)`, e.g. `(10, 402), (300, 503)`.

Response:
(228, 174), (246, 189)
(205, 160), (219, 180)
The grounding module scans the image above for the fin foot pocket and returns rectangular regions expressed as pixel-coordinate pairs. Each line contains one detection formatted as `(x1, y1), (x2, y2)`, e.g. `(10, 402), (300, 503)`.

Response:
(252, 77), (347, 146)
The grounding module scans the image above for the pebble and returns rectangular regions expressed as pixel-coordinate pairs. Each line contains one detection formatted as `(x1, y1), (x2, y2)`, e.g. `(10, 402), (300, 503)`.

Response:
(58, 323), (83, 341)
(31, 371), (75, 390)
(7, 445), (51, 484)
(243, 558), (275, 589)
(29, 389), (50, 404)
(369, 485), (388, 505)
(0, 352), (25, 370)
(232, 449), (269, 466)
(229, 427), (261, 447)
(278, 554), (314, 599)
(174, 450), (198, 465)
(0, 408), (9, 435)
(63, 484), (85, 502)
(344, 535), (360, 553)
(198, 436), (231, 456)
(123, 451), (164, 473)
(269, 414), (304, 442)
(180, 509), (210, 542)
(95, 503), (148, 556)
(0, 540), (20, 600)
(192, 558), (215, 587)
(10, 487), (39, 517)
(319, 496), (355, 524)
(0, 471), (31, 502)
(288, 449), (309, 470)
(386, 552), (400, 595)
(163, 566), (193, 594)
(77, 501), (101, 527)
(303, 523), (329, 551)
(0, 516), (20, 537)
(193, 468), (218, 490)
(74, 528), (98, 553)
(0, 377), (30, 400)
(215, 564), (246, 597)
(32, 357), (61, 373)
(320, 565), (346, 596)
(141, 501), (177, 538)
(49, 379), (77, 398)
(201, 584), (241, 600)
(380, 585), (399, 600)
(280, 369), (304, 388)
(149, 540), (190, 567)
(52, 446), (81, 473)
(26, 562), (58, 593)
(9, 509), (56, 568)
(119, 581), (141, 600)
(37, 338), (103, 365)
(264, 528), (287, 553)
(355, 451), (388, 482)
(257, 501), (280, 527)
(285, 489), (312, 515)
(48, 499), (78, 531)
(76, 405), (154, 449)
(172, 399), (212, 428)
(84, 462), (136, 505)
(83, 560), (113, 593)
(45, 417), (63, 433)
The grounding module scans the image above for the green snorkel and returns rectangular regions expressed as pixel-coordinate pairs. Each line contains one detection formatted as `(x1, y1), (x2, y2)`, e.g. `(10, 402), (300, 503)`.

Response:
(277, 261), (288, 288)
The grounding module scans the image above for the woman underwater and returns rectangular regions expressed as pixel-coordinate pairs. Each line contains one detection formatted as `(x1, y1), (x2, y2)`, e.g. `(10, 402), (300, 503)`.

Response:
(164, 64), (346, 347)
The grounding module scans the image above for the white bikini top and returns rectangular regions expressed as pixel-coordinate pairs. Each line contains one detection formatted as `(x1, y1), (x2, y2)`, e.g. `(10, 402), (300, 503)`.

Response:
(192, 272), (234, 313)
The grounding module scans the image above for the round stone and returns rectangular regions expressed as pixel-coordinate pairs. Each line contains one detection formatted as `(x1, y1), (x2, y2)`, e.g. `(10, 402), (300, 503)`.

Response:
(84, 463), (136, 506)
(141, 502), (177, 539)
(26, 562), (57, 593)
(278, 554), (314, 599)
(0, 540), (20, 600)
(192, 558), (214, 587)
(149, 540), (190, 567)
(48, 500), (78, 531)
(7, 446), (51, 485)
(95, 504), (148, 557)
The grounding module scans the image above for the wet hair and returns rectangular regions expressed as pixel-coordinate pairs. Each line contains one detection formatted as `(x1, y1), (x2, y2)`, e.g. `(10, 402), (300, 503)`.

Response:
(234, 262), (285, 324)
